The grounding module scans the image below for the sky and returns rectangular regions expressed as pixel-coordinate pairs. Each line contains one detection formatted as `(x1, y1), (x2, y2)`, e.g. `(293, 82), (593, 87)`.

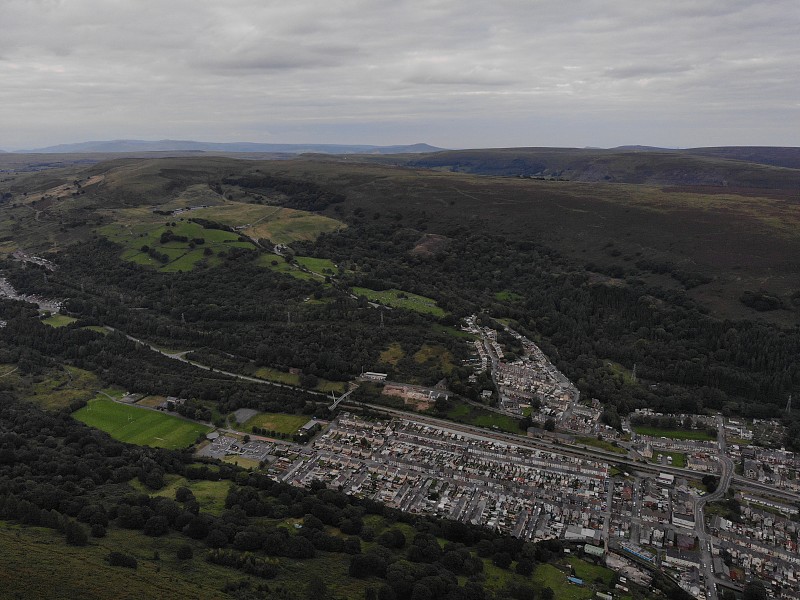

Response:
(2, 0), (798, 150)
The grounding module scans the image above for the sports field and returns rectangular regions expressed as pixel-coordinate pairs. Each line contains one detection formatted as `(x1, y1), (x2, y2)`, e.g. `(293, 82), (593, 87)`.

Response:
(73, 397), (211, 449)
(242, 412), (310, 435)
(41, 314), (78, 327)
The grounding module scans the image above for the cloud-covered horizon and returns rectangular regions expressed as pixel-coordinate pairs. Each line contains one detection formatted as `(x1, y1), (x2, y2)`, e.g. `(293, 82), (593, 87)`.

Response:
(2, 0), (798, 150)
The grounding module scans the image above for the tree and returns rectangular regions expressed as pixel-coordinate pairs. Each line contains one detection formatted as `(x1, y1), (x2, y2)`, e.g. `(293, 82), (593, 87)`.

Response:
(492, 551), (513, 569)
(305, 575), (327, 600)
(544, 418), (556, 432)
(64, 520), (88, 546)
(743, 580), (768, 600)
(176, 544), (193, 560)
(515, 557), (533, 576)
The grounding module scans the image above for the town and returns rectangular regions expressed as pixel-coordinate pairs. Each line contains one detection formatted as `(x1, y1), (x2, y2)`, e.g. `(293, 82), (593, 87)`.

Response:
(191, 316), (800, 600)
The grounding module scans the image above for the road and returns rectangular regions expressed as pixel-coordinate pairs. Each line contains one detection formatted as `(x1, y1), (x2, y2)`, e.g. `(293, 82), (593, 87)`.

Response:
(694, 414), (735, 600)
(104, 326), (328, 397)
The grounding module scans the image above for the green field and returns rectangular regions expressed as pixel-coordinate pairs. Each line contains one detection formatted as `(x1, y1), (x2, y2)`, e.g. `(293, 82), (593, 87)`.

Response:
(633, 425), (715, 441)
(576, 436), (627, 454)
(242, 412), (311, 435)
(0, 521), (236, 600)
(74, 397), (211, 449)
(534, 564), (593, 600)
(444, 403), (520, 433)
(494, 290), (524, 302)
(352, 287), (445, 316)
(379, 342), (405, 366)
(255, 253), (320, 280)
(650, 450), (687, 468)
(27, 366), (99, 411)
(413, 344), (455, 375)
(252, 366), (345, 393)
(99, 220), (254, 272)
(567, 556), (614, 586)
(295, 256), (337, 274)
(129, 475), (230, 515)
(83, 325), (110, 335)
(42, 314), (78, 327)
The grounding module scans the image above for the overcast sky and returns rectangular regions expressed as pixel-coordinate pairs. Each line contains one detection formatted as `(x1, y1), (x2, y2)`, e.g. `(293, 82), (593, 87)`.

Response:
(2, 0), (798, 150)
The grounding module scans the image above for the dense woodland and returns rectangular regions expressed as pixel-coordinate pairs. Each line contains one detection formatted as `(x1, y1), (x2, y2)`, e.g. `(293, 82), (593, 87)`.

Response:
(3, 176), (800, 443)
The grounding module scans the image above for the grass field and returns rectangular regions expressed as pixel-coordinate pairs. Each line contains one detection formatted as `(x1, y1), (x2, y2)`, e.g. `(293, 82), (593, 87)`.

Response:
(26, 366), (99, 411)
(352, 287), (445, 317)
(83, 325), (109, 335)
(129, 475), (230, 515)
(444, 403), (520, 433)
(253, 366), (301, 386)
(567, 556), (614, 586)
(252, 366), (345, 393)
(42, 314), (78, 327)
(604, 360), (637, 385)
(651, 450), (687, 468)
(413, 344), (455, 374)
(254, 253), (320, 280)
(494, 290), (524, 302)
(242, 412), (310, 435)
(0, 521), (236, 600)
(633, 425), (715, 441)
(534, 563), (593, 600)
(74, 397), (211, 449)
(295, 256), (337, 274)
(576, 436), (627, 454)
(99, 219), (253, 272)
(379, 342), (405, 366)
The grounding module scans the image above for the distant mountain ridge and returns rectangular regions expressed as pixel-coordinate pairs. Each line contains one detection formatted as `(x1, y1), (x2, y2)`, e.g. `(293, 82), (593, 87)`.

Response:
(397, 146), (800, 190)
(17, 139), (444, 155)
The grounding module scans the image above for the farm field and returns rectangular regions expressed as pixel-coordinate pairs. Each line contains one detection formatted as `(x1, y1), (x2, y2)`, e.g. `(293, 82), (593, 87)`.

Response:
(632, 425), (715, 441)
(242, 412), (311, 435)
(351, 287), (445, 316)
(73, 397), (211, 449)
(41, 314), (78, 327)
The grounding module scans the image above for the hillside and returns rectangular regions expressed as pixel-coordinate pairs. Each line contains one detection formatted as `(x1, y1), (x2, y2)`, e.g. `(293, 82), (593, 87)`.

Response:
(395, 147), (800, 190)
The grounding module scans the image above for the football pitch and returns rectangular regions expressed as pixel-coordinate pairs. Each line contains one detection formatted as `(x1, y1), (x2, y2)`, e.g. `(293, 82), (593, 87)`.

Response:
(73, 397), (211, 449)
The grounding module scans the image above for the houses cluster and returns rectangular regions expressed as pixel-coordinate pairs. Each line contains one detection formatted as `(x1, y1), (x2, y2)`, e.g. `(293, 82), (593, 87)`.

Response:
(711, 504), (800, 599)
(278, 413), (610, 543)
(730, 445), (800, 493)
(463, 315), (583, 425)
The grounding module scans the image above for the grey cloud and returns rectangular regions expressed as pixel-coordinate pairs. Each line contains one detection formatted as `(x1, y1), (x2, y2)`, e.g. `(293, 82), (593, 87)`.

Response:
(603, 64), (694, 80)
(0, 0), (797, 149)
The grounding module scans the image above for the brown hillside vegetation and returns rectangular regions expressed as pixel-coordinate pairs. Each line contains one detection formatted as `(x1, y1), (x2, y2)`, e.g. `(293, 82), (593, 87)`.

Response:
(1, 150), (798, 324)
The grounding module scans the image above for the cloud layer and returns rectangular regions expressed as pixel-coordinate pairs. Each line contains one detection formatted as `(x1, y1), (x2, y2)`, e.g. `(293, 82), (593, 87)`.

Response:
(2, 0), (798, 149)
